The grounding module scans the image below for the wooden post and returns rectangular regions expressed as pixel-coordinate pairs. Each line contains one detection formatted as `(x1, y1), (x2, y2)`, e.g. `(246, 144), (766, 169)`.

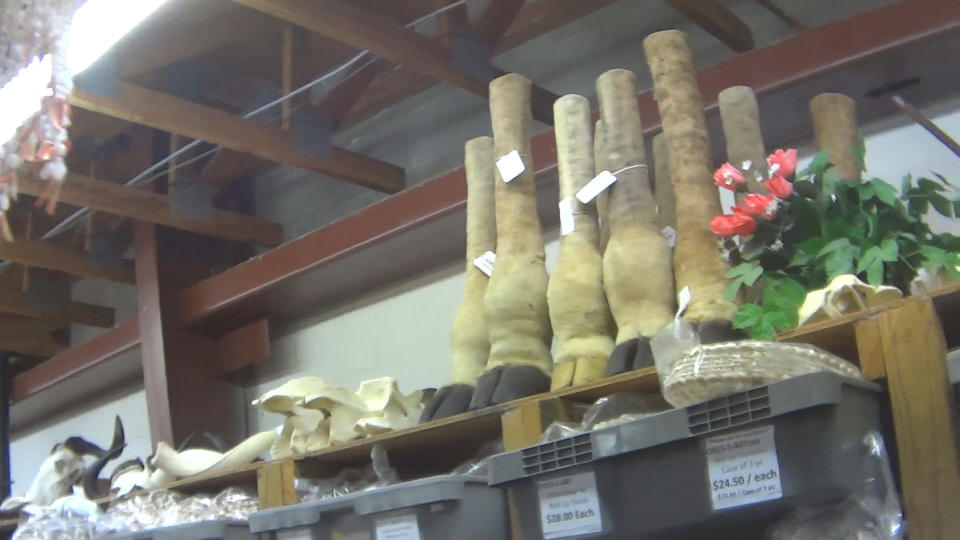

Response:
(501, 397), (573, 451)
(878, 298), (960, 538)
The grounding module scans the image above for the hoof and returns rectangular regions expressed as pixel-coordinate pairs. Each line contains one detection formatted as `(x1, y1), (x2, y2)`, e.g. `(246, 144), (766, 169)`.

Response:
(605, 337), (654, 376)
(469, 365), (550, 410)
(419, 384), (474, 423)
(698, 319), (748, 344)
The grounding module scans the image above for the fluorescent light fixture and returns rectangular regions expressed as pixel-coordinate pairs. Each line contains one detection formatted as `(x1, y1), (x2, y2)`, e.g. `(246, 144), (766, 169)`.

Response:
(0, 0), (170, 145)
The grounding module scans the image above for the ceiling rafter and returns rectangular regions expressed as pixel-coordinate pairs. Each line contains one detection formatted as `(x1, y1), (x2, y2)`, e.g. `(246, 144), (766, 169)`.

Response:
(0, 239), (135, 284)
(15, 172), (285, 247)
(664, 0), (755, 53)
(232, 0), (558, 123)
(0, 287), (115, 328)
(69, 82), (406, 193)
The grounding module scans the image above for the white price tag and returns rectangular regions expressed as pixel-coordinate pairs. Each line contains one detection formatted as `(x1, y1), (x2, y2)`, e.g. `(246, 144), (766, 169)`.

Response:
(375, 514), (421, 540)
(576, 170), (617, 203)
(676, 286), (691, 318)
(472, 250), (496, 276)
(705, 425), (783, 510)
(662, 225), (677, 247)
(496, 150), (525, 182)
(537, 471), (603, 539)
(559, 199), (575, 236)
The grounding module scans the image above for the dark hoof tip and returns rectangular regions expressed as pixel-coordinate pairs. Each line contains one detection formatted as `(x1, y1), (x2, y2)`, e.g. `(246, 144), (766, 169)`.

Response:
(698, 319), (748, 344)
(606, 337), (654, 376)
(469, 365), (550, 410)
(420, 384), (474, 423)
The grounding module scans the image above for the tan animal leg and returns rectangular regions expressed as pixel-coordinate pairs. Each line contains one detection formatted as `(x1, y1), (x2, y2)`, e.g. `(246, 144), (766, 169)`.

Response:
(719, 86), (768, 194)
(421, 137), (496, 422)
(811, 93), (862, 182)
(653, 133), (676, 230)
(548, 95), (616, 390)
(597, 68), (676, 375)
(471, 73), (552, 409)
(595, 119), (611, 251)
(644, 31), (740, 342)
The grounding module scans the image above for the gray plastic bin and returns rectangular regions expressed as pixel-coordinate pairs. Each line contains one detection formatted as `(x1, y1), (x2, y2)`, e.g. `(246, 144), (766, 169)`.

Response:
(487, 371), (882, 539)
(98, 520), (254, 540)
(249, 474), (508, 539)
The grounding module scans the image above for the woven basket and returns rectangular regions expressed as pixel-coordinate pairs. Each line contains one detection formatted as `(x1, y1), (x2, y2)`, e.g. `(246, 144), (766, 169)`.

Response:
(661, 341), (863, 407)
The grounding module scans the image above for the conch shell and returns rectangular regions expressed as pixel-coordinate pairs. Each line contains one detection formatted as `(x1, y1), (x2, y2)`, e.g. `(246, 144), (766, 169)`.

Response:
(798, 274), (902, 326)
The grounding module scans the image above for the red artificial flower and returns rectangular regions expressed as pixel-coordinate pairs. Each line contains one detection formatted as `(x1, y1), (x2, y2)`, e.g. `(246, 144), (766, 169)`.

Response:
(766, 149), (798, 178)
(710, 210), (756, 237)
(738, 193), (779, 220)
(713, 162), (746, 191)
(764, 175), (794, 199)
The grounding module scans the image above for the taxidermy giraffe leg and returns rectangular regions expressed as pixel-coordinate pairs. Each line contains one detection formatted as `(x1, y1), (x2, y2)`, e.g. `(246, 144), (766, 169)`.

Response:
(719, 86), (769, 194)
(470, 73), (552, 409)
(810, 93), (862, 182)
(421, 137), (497, 422)
(596, 69), (675, 375)
(548, 95), (616, 389)
(644, 31), (741, 343)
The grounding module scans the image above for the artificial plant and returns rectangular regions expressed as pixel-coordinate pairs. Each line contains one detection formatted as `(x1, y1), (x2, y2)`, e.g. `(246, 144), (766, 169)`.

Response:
(711, 145), (960, 340)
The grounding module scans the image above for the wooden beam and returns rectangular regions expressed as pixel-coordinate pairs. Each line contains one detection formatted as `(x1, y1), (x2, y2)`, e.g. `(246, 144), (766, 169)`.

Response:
(342, 0), (620, 127)
(0, 315), (64, 358)
(113, 9), (274, 80)
(0, 288), (114, 328)
(70, 82), (406, 193)
(12, 316), (140, 401)
(0, 239), (135, 284)
(233, 0), (558, 123)
(664, 0), (755, 53)
(16, 173), (284, 247)
(474, 0), (526, 45)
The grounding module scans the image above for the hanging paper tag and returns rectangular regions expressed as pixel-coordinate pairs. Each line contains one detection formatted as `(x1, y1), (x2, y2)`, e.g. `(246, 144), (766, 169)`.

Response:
(538, 471), (603, 539)
(472, 250), (496, 276)
(705, 425), (783, 510)
(559, 199), (575, 236)
(676, 286), (691, 318)
(576, 170), (617, 203)
(662, 225), (677, 247)
(375, 514), (421, 540)
(496, 150), (525, 182)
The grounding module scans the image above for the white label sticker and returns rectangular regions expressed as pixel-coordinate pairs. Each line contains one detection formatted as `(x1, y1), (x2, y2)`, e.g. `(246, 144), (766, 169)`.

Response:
(537, 471), (603, 539)
(676, 286), (691, 318)
(662, 225), (677, 247)
(705, 425), (783, 510)
(496, 150), (525, 183)
(472, 250), (496, 276)
(559, 198), (575, 236)
(576, 170), (617, 203)
(375, 514), (421, 540)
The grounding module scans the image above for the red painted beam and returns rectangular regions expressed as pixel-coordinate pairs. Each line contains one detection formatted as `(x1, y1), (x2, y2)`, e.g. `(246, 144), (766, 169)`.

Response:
(12, 316), (140, 402)
(211, 318), (270, 375)
(171, 0), (960, 330)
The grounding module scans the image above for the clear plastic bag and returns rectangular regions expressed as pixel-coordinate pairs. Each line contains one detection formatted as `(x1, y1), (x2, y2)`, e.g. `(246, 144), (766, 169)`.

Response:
(537, 393), (671, 443)
(449, 439), (504, 477)
(297, 444), (399, 502)
(767, 432), (904, 539)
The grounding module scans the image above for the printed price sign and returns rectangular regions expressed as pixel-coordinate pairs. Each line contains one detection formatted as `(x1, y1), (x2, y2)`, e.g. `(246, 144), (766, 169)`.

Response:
(559, 198), (575, 236)
(576, 170), (617, 203)
(705, 425), (783, 510)
(276, 528), (314, 540)
(537, 471), (603, 539)
(375, 514), (421, 540)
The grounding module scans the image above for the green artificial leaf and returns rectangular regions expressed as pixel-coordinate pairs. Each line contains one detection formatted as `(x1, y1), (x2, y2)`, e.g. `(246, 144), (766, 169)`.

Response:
(765, 310), (795, 332)
(871, 179), (898, 206)
(733, 304), (764, 329)
(933, 172), (958, 190)
(918, 178), (946, 193)
(954, 200), (960, 218)
(753, 319), (777, 341)
(825, 251), (855, 278)
(820, 171), (841, 202)
(901, 174), (913, 196)
(724, 263), (763, 284)
(856, 250), (884, 285)
(778, 278), (808, 307)
(930, 194), (954, 217)
(819, 237), (855, 256)
(866, 258), (884, 285)
(921, 245), (949, 264)
(858, 182), (875, 201)
(793, 180), (818, 199)
(879, 238), (899, 261)
(725, 280), (742, 302)
(803, 150), (831, 177)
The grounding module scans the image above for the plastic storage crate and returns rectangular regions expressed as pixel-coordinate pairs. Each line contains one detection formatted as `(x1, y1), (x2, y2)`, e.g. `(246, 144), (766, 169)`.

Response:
(100, 520), (254, 540)
(249, 474), (508, 539)
(487, 371), (882, 539)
